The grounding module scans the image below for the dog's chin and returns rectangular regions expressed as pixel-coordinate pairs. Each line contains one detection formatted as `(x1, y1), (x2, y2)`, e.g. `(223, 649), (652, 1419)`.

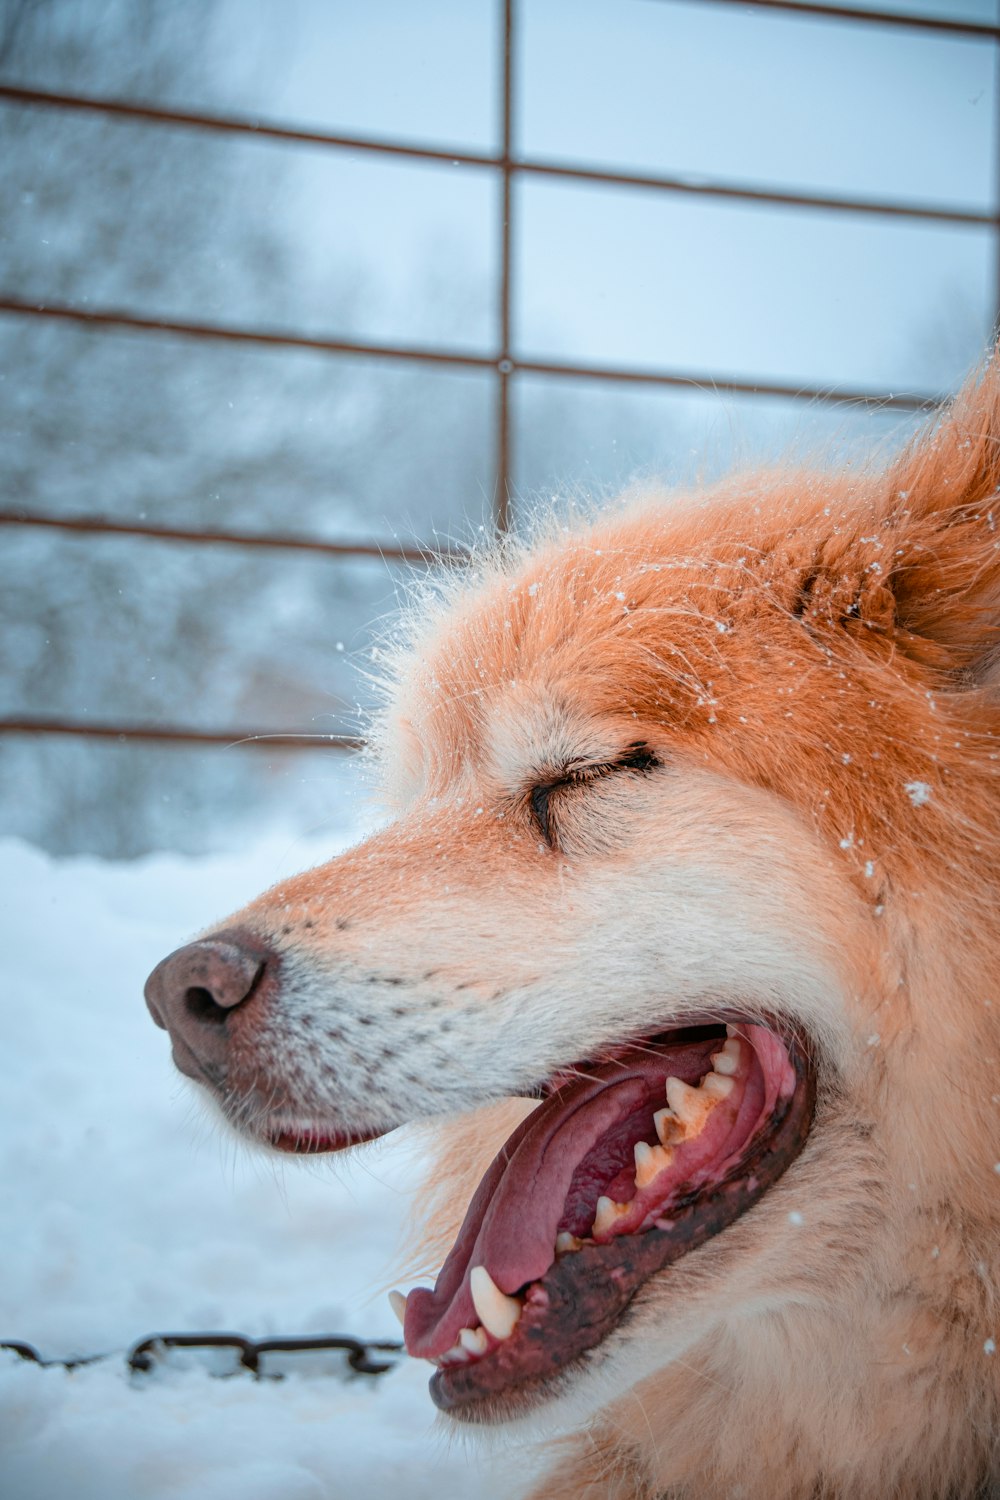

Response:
(436, 1301), (713, 1437)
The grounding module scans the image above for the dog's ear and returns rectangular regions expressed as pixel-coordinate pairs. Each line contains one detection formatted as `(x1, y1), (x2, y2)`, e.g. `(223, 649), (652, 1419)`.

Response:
(877, 351), (1000, 684)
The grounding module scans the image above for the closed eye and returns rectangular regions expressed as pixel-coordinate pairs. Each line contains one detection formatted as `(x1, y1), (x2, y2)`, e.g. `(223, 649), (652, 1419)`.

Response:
(529, 742), (660, 846)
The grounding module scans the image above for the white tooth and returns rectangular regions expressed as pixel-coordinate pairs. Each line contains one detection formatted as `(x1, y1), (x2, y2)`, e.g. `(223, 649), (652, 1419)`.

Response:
(459, 1326), (489, 1355)
(702, 1072), (735, 1099)
(634, 1140), (654, 1172)
(438, 1341), (469, 1365)
(634, 1139), (674, 1189)
(653, 1106), (680, 1146)
(388, 1289), (407, 1327)
(470, 1265), (521, 1341)
(592, 1195), (631, 1238)
(555, 1231), (583, 1254)
(711, 1037), (742, 1075)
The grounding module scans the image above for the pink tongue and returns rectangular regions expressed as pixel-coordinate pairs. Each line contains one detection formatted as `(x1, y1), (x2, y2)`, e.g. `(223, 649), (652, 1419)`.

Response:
(404, 1039), (719, 1360)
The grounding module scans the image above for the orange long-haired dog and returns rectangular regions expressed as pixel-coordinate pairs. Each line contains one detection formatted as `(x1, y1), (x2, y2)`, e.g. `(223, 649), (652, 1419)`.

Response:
(146, 355), (1000, 1498)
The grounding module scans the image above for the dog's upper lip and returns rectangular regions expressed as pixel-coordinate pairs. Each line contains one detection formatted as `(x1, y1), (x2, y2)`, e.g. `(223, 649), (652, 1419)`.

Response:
(168, 1035), (218, 1085)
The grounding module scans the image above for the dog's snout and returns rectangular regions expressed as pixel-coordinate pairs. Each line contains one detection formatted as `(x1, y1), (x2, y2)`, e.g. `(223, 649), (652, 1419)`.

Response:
(144, 933), (270, 1074)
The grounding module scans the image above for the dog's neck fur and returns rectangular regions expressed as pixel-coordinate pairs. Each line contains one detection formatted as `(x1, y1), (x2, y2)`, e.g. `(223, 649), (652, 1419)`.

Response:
(529, 883), (1000, 1500)
(597, 1290), (995, 1500)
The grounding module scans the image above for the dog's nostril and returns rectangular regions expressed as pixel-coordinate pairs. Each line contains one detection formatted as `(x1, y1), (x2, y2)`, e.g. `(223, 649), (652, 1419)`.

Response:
(184, 985), (230, 1025)
(144, 934), (270, 1051)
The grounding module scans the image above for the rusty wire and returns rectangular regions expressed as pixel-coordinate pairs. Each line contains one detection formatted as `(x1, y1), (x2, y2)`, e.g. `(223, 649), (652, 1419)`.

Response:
(665, 0), (1000, 37)
(0, 297), (948, 412)
(0, 507), (466, 566)
(0, 718), (365, 751)
(0, 0), (997, 755)
(677, 0), (1000, 38)
(0, 85), (994, 227)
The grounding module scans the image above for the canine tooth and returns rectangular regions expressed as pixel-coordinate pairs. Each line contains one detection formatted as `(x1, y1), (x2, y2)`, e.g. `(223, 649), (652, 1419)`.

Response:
(555, 1231), (583, 1254)
(388, 1289), (407, 1327)
(459, 1326), (489, 1355)
(633, 1139), (674, 1188)
(592, 1195), (631, 1238)
(701, 1073), (735, 1099)
(470, 1265), (521, 1341)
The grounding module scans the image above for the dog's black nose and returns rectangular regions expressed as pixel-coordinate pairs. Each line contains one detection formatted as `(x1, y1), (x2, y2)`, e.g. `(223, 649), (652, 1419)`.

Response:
(144, 933), (270, 1077)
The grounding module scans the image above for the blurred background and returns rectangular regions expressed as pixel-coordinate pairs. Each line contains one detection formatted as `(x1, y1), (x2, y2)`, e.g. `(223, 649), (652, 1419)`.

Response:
(1, 0), (997, 859)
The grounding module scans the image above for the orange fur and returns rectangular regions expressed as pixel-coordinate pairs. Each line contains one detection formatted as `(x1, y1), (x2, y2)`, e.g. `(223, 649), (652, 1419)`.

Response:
(215, 355), (1000, 1497)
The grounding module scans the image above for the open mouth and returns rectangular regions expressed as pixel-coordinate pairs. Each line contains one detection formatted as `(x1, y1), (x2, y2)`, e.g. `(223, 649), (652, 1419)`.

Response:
(396, 1018), (815, 1420)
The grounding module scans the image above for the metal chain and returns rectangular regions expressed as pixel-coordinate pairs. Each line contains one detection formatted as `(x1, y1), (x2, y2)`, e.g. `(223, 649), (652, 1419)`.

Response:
(1, 1331), (404, 1379)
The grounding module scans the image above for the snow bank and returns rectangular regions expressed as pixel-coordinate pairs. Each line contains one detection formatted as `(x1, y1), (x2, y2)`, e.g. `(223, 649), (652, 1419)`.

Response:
(0, 806), (539, 1499)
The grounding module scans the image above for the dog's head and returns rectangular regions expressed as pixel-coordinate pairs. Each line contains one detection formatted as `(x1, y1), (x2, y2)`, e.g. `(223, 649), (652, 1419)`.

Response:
(145, 360), (1000, 1431)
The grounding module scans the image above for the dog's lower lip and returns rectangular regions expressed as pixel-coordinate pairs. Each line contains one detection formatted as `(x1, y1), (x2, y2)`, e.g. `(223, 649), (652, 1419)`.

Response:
(269, 1125), (387, 1154)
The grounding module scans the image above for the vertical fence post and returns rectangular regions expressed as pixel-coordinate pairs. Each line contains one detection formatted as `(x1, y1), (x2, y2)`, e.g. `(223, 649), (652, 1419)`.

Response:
(495, 0), (515, 535)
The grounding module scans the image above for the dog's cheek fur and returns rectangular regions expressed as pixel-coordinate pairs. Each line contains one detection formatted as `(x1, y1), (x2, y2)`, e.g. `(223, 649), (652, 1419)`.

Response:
(216, 765), (867, 1138)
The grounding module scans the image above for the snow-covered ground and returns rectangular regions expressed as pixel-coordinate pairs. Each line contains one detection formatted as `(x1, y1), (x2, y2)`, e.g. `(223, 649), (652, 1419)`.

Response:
(0, 793), (541, 1499)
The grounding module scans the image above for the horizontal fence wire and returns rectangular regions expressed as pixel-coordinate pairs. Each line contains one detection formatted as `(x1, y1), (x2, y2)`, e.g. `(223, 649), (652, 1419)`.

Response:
(0, 719), (366, 752)
(0, 84), (995, 226)
(677, 0), (1000, 38)
(0, 510), (465, 565)
(0, 297), (946, 409)
(0, 0), (996, 757)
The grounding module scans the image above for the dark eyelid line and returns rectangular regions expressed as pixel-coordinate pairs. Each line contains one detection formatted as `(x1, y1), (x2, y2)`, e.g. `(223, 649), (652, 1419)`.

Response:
(529, 741), (659, 845)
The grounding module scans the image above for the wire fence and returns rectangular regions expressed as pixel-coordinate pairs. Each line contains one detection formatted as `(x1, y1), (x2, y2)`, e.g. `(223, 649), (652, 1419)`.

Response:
(1, 0), (998, 754)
